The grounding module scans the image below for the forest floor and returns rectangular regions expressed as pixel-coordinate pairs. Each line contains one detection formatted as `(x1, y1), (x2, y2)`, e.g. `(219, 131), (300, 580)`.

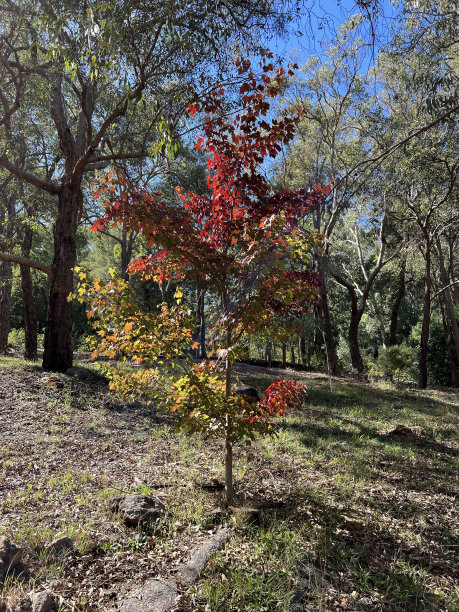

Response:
(0, 355), (458, 611)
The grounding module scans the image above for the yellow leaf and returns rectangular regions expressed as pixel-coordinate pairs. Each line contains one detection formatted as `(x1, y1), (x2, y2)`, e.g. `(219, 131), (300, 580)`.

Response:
(124, 321), (134, 333)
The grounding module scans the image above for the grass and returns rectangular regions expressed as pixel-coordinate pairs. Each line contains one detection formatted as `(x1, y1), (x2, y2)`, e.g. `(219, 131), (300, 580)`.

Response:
(0, 357), (457, 610)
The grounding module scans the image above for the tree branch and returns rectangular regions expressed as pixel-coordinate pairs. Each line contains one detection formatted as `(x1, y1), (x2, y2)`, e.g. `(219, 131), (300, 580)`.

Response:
(0, 251), (52, 277)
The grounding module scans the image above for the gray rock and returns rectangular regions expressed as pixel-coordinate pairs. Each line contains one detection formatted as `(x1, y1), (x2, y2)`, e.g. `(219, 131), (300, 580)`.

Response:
(0, 537), (22, 581)
(175, 527), (231, 585)
(30, 592), (58, 612)
(45, 536), (74, 556)
(119, 579), (177, 612)
(114, 495), (166, 526)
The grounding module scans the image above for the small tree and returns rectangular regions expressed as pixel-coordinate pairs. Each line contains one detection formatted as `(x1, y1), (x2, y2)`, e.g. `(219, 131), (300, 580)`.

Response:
(83, 56), (326, 502)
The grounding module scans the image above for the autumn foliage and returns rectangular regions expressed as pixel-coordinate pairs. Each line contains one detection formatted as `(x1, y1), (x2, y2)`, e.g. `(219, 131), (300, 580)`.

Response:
(82, 53), (326, 501)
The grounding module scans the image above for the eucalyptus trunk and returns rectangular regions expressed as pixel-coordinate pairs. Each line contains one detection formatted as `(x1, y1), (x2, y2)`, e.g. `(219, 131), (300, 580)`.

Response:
(0, 260), (12, 353)
(0, 193), (15, 353)
(42, 184), (80, 372)
(388, 260), (406, 346)
(20, 224), (38, 361)
(418, 249), (431, 389)
(349, 309), (365, 374)
(318, 274), (339, 374)
(436, 240), (459, 364)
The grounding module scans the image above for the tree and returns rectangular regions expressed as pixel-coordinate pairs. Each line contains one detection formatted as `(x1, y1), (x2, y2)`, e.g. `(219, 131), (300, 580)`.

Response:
(284, 16), (370, 374)
(0, 0), (297, 371)
(84, 56), (323, 503)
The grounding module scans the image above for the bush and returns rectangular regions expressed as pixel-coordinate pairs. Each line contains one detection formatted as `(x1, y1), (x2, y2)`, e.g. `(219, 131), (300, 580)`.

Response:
(376, 344), (417, 381)
(8, 328), (25, 348)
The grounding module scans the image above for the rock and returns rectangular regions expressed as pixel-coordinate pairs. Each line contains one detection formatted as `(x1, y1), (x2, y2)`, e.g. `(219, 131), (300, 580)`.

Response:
(0, 537), (22, 581)
(30, 592), (58, 612)
(113, 495), (166, 526)
(175, 528), (231, 585)
(41, 376), (64, 389)
(233, 386), (260, 403)
(108, 494), (125, 512)
(45, 537), (74, 556)
(119, 579), (177, 612)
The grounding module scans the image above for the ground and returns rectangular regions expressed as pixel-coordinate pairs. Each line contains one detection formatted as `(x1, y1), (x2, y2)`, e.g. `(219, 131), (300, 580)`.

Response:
(0, 356), (457, 611)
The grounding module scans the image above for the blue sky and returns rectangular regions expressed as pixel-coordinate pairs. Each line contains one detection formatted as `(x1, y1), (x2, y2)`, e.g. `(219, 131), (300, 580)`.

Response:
(267, 0), (402, 68)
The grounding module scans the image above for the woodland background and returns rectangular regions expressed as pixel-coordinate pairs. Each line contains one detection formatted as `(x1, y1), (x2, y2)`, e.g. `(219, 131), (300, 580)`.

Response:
(0, 0), (457, 386)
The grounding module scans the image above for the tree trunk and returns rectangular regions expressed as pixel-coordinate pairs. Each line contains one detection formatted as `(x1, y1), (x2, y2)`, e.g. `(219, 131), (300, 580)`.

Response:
(369, 290), (387, 349)
(120, 225), (129, 280)
(42, 184), (80, 372)
(282, 342), (287, 368)
(418, 248), (431, 389)
(349, 308), (365, 373)
(0, 194), (16, 353)
(198, 288), (207, 359)
(224, 324), (234, 505)
(436, 239), (459, 363)
(20, 224), (38, 361)
(299, 336), (306, 365)
(321, 294), (339, 373)
(316, 262), (339, 373)
(0, 260), (13, 353)
(290, 344), (295, 364)
(388, 259), (406, 346)
(438, 291), (459, 387)
(313, 305), (322, 358)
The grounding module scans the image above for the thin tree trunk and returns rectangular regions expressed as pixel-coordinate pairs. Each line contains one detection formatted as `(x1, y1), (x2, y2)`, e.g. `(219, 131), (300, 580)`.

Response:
(290, 344), (295, 364)
(43, 184), (80, 372)
(388, 259), (406, 346)
(20, 224), (38, 361)
(198, 287), (207, 359)
(418, 248), (431, 389)
(355, 226), (388, 348)
(0, 194), (15, 353)
(0, 260), (12, 353)
(282, 342), (287, 368)
(438, 290), (459, 387)
(299, 336), (306, 365)
(436, 239), (459, 363)
(349, 308), (364, 373)
(313, 304), (323, 359)
(224, 321), (234, 505)
(315, 256), (339, 373)
(120, 225), (129, 280)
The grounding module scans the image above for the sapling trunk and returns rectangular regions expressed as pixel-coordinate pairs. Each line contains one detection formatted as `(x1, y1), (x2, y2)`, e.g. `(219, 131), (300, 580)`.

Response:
(224, 419), (234, 505)
(224, 325), (234, 505)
